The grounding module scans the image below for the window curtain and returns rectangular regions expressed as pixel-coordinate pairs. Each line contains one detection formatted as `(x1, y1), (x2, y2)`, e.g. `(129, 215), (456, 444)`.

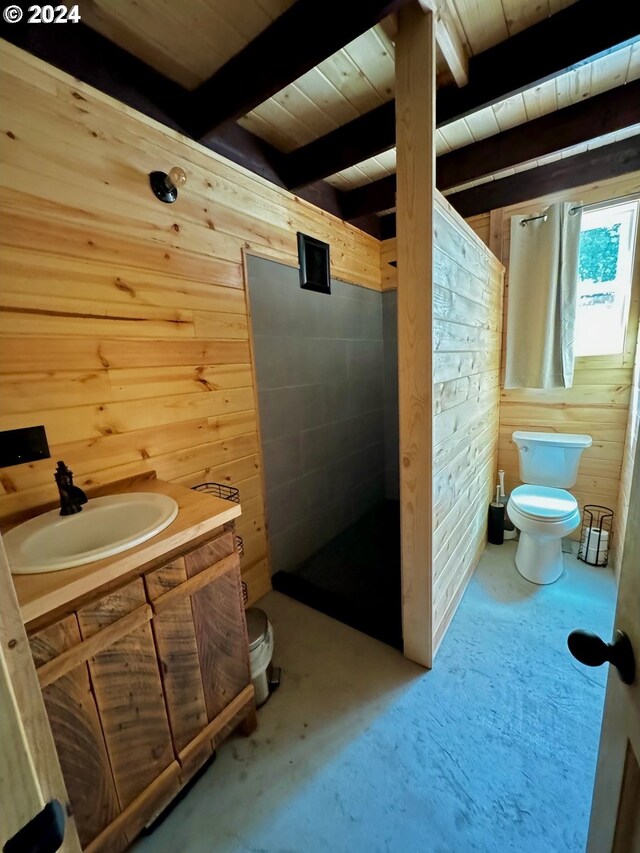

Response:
(505, 202), (583, 389)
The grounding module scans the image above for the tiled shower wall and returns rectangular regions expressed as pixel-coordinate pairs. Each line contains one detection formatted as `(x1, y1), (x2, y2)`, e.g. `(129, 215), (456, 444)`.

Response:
(248, 256), (396, 575)
(382, 291), (400, 500)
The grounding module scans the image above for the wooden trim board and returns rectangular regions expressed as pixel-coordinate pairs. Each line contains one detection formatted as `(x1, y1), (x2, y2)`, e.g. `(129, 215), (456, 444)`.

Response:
(0, 534), (81, 851)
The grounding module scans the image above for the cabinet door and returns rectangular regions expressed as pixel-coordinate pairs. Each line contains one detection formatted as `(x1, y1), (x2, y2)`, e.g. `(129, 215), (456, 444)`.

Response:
(144, 556), (209, 753)
(29, 615), (124, 851)
(185, 533), (251, 721)
(77, 579), (174, 809)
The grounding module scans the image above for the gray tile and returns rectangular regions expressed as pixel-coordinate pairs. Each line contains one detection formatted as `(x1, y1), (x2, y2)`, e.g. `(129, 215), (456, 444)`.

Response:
(347, 340), (384, 382)
(348, 378), (384, 417)
(300, 424), (333, 473)
(314, 338), (348, 385)
(323, 382), (351, 424)
(321, 295), (352, 340)
(252, 335), (303, 390)
(351, 443), (385, 486)
(259, 385), (322, 442)
(296, 290), (327, 338)
(259, 388), (299, 441)
(266, 479), (306, 537)
(329, 418), (353, 460)
(349, 409), (385, 451)
(358, 300), (384, 341)
(300, 419), (352, 473)
(268, 522), (305, 574)
(298, 467), (331, 517)
(298, 385), (325, 432)
(262, 434), (302, 490)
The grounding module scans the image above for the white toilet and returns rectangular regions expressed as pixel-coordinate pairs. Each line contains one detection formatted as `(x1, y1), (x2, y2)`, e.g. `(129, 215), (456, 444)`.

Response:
(507, 431), (592, 584)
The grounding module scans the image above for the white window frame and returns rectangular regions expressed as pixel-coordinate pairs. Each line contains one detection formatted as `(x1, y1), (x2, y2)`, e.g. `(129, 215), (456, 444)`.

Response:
(572, 200), (640, 369)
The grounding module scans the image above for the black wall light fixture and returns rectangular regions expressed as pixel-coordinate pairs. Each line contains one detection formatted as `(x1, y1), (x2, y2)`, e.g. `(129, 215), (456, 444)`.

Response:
(149, 166), (188, 203)
(297, 232), (331, 294)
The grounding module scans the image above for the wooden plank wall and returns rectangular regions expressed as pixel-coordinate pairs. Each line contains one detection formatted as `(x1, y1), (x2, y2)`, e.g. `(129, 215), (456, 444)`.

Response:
(378, 192), (504, 655)
(431, 197), (503, 650)
(468, 172), (640, 546)
(0, 42), (381, 604)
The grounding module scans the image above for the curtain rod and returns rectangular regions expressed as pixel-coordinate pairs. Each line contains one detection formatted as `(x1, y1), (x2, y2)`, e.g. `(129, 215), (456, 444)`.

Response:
(519, 191), (640, 226)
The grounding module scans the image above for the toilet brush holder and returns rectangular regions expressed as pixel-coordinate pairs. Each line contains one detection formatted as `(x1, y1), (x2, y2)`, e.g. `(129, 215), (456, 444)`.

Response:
(488, 501), (505, 545)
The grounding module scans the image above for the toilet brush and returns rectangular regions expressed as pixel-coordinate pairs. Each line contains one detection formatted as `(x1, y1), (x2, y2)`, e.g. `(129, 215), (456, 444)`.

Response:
(498, 469), (517, 539)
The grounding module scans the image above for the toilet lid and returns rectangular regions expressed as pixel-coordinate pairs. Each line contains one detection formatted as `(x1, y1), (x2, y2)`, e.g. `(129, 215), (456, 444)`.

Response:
(510, 485), (578, 521)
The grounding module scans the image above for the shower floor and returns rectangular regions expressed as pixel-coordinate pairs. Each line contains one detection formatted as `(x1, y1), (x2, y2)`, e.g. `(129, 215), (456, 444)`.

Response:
(271, 500), (402, 649)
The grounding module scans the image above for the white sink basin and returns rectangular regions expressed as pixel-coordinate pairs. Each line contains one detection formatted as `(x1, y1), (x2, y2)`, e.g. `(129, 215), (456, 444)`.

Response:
(5, 493), (179, 574)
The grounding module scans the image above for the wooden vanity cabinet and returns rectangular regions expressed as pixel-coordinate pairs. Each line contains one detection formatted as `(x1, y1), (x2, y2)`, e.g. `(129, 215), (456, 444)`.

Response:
(28, 527), (256, 852)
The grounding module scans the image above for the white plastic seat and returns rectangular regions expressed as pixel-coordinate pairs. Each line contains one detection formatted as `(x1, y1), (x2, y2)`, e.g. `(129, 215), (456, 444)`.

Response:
(509, 484), (578, 523)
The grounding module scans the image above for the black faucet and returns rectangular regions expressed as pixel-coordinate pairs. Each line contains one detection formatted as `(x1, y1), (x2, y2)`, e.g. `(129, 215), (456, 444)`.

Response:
(55, 461), (88, 516)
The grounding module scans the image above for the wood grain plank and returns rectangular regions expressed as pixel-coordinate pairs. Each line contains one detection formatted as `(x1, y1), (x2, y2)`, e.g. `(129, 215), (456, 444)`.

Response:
(36, 605), (152, 690)
(29, 614), (123, 849)
(144, 557), (209, 754)
(430, 193), (503, 655)
(184, 535), (251, 720)
(396, 4), (436, 668)
(76, 580), (174, 809)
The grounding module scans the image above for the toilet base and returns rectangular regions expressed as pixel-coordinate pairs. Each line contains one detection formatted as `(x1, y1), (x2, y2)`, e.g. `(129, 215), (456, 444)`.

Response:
(515, 531), (564, 585)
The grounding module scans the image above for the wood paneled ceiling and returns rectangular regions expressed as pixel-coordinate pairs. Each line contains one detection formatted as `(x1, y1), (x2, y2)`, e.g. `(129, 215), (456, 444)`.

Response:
(79, 0), (297, 89)
(6, 0), (640, 231)
(79, 0), (583, 155)
(239, 25), (397, 152)
(326, 41), (640, 191)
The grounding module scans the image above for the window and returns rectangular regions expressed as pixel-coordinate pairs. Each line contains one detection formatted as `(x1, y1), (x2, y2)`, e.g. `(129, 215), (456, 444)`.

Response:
(574, 200), (639, 357)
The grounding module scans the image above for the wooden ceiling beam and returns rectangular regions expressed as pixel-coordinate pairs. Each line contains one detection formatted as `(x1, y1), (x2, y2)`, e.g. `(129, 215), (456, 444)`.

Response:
(342, 175), (397, 220)
(283, 101), (397, 191)
(188, 0), (414, 140)
(437, 79), (640, 190)
(420, 0), (468, 86)
(284, 0), (640, 188)
(380, 137), (640, 235)
(446, 137), (640, 218)
(341, 80), (640, 219)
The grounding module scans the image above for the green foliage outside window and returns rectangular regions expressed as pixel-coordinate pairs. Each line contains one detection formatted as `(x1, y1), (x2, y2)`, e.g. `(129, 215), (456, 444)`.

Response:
(578, 224), (620, 283)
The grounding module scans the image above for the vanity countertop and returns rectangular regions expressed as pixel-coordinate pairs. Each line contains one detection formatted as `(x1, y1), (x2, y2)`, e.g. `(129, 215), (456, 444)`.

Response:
(9, 473), (241, 627)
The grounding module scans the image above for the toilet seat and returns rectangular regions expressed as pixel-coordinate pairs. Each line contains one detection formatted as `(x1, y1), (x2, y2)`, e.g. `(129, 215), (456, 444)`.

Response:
(509, 484), (578, 522)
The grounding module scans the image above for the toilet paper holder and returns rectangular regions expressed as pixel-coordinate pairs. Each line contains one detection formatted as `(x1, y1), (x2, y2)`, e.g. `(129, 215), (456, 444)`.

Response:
(577, 505), (613, 567)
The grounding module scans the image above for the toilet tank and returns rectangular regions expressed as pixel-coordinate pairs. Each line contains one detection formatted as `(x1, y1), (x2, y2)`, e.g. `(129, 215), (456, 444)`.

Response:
(512, 431), (592, 488)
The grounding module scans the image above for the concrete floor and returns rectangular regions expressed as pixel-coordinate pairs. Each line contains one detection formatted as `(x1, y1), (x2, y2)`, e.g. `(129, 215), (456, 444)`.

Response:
(134, 542), (616, 853)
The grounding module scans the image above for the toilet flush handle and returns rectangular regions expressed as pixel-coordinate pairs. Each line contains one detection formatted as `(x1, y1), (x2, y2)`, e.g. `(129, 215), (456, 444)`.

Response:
(567, 629), (635, 685)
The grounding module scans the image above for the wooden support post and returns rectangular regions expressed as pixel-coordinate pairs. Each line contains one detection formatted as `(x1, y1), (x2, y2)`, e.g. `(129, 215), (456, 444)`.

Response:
(396, 3), (435, 668)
